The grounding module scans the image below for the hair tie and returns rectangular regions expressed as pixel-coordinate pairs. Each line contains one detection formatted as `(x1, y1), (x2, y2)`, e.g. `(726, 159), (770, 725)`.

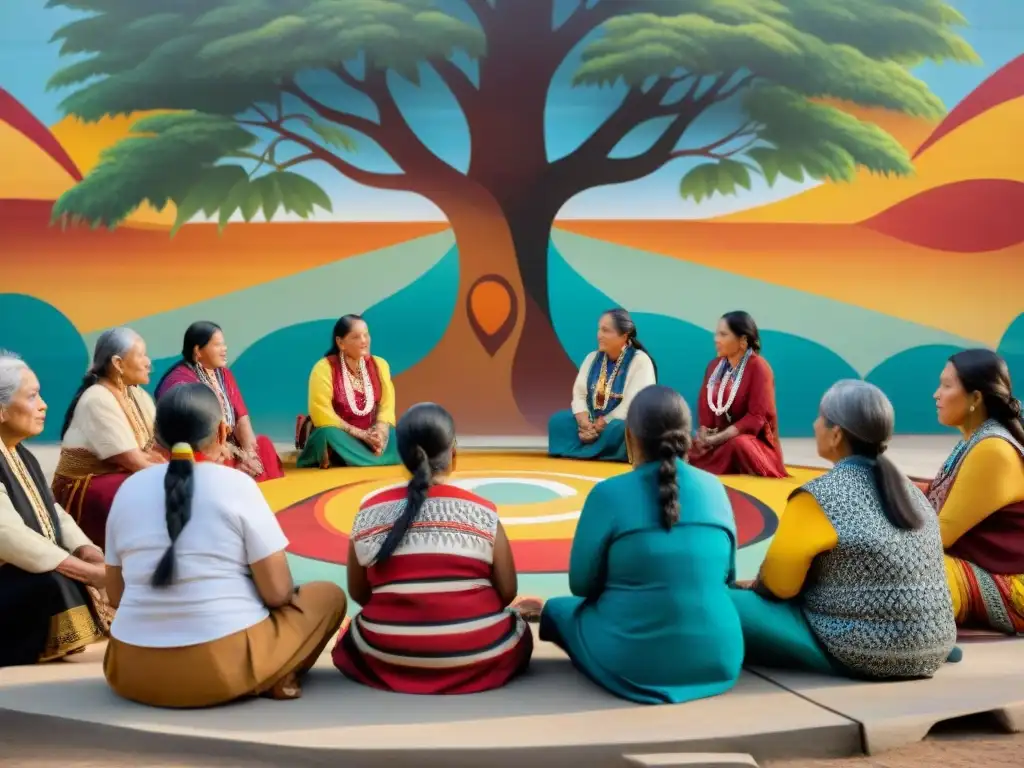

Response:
(170, 443), (195, 461)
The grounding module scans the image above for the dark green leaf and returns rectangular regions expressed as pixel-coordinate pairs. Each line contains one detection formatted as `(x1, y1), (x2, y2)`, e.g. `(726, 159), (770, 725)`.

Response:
(308, 121), (357, 151)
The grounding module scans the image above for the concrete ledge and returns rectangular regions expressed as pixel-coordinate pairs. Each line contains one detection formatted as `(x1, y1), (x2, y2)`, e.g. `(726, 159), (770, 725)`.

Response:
(0, 643), (858, 768)
(624, 753), (759, 767)
(751, 637), (1024, 755)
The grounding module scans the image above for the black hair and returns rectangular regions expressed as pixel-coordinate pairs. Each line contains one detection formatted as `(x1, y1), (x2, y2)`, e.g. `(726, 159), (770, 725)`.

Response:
(625, 385), (693, 530)
(373, 402), (456, 564)
(325, 314), (364, 358)
(603, 308), (658, 379)
(61, 327), (140, 438)
(949, 349), (1024, 446)
(154, 321), (223, 393)
(721, 310), (762, 354)
(820, 380), (924, 531)
(150, 383), (224, 588)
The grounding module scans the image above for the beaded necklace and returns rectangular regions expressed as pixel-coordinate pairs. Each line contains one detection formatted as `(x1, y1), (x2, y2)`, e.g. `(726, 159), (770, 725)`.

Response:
(0, 440), (56, 542)
(592, 347), (627, 413)
(342, 356), (375, 417)
(706, 349), (752, 420)
(195, 365), (235, 429)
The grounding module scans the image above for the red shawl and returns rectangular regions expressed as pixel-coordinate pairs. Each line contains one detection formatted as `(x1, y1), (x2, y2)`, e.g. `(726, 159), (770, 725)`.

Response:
(328, 355), (382, 431)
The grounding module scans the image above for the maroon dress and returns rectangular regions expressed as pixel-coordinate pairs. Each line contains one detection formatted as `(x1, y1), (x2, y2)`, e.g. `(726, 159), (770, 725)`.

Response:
(688, 354), (788, 478)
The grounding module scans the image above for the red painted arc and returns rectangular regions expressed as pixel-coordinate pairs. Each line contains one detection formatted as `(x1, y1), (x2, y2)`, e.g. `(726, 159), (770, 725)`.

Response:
(0, 88), (82, 182)
(276, 484), (777, 574)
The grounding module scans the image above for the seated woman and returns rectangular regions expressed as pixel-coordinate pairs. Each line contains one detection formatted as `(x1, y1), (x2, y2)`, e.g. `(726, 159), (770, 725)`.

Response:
(333, 402), (533, 694)
(103, 383), (347, 708)
(0, 352), (107, 667)
(535, 386), (742, 704)
(548, 308), (657, 462)
(732, 380), (957, 679)
(690, 311), (787, 478)
(51, 328), (165, 549)
(928, 349), (1024, 634)
(296, 314), (399, 468)
(154, 321), (283, 482)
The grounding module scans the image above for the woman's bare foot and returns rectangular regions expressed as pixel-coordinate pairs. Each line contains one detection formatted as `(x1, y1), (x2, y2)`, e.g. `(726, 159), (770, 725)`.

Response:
(265, 673), (302, 700)
(512, 596), (544, 623)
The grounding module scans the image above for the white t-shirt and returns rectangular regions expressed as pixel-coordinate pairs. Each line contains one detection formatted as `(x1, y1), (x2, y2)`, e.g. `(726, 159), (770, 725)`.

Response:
(105, 462), (289, 648)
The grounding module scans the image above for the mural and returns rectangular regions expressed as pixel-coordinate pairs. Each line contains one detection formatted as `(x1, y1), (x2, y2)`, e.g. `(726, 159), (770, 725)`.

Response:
(1, 0), (1022, 440)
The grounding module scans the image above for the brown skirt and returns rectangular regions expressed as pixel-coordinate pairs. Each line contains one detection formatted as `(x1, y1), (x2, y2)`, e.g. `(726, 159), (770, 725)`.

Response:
(104, 581), (346, 708)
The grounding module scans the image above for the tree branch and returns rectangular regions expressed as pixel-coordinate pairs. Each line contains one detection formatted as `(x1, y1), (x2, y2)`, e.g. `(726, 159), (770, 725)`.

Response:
(464, 0), (495, 32)
(573, 71), (742, 189)
(430, 58), (479, 113)
(279, 153), (319, 170)
(284, 81), (382, 140)
(556, 0), (630, 52)
(669, 121), (759, 160)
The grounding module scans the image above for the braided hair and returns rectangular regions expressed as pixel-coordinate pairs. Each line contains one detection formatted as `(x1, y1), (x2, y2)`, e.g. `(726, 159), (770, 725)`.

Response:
(373, 402), (456, 564)
(150, 383), (224, 587)
(625, 385), (694, 529)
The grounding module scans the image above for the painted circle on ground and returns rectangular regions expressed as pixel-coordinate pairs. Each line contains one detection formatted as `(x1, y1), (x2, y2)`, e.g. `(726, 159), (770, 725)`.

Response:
(267, 455), (819, 574)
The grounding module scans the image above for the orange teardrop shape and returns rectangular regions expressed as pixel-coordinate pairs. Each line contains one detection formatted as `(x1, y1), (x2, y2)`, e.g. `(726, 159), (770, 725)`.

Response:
(469, 279), (512, 337)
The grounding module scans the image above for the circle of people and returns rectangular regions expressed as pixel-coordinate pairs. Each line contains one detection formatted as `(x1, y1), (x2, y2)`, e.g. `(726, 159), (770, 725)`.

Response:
(1, 309), (1022, 707)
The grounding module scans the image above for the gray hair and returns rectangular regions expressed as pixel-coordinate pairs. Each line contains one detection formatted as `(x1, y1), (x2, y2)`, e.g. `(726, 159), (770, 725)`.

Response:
(0, 351), (29, 407)
(89, 327), (141, 376)
(820, 379), (894, 451)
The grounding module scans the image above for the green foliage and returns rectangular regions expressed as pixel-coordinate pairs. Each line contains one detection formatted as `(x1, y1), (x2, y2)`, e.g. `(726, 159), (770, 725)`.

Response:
(50, 111), (331, 230)
(679, 159), (752, 203)
(573, 0), (971, 200)
(46, 0), (973, 228)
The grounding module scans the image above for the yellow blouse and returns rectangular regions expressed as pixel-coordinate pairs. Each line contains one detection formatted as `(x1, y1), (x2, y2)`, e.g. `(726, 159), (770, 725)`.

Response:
(758, 439), (1024, 598)
(308, 355), (396, 429)
(936, 437), (1024, 547)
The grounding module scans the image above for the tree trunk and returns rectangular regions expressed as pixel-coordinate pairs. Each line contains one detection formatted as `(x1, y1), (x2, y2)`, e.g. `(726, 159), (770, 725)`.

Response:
(390, 189), (576, 435)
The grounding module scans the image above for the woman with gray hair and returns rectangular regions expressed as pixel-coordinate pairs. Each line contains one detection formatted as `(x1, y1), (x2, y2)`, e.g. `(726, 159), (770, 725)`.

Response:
(51, 327), (165, 548)
(0, 352), (108, 667)
(730, 380), (958, 680)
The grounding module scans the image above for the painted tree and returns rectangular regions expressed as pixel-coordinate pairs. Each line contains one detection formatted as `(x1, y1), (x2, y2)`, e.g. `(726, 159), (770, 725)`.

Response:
(49, 0), (974, 432)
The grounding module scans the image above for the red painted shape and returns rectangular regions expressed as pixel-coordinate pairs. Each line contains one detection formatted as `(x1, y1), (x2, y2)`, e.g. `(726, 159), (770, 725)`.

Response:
(861, 179), (1024, 253)
(0, 88), (82, 181)
(914, 54), (1024, 159)
(276, 484), (778, 573)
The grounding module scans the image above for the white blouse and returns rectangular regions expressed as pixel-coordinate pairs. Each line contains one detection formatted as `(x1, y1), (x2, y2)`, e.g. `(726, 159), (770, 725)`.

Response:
(62, 385), (155, 460)
(0, 484), (94, 572)
(570, 350), (657, 421)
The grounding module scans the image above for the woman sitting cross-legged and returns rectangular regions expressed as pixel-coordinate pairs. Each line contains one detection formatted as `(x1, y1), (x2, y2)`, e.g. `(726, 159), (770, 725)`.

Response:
(0, 352), (108, 667)
(154, 321), (284, 482)
(732, 380), (957, 680)
(51, 327), (166, 549)
(928, 349), (1024, 634)
(333, 402), (533, 694)
(103, 383), (347, 708)
(689, 311), (787, 478)
(548, 308), (657, 462)
(538, 385), (743, 704)
(296, 314), (400, 469)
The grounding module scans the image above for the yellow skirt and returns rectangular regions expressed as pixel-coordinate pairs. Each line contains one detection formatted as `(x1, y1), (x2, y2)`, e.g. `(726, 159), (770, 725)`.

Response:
(104, 581), (347, 708)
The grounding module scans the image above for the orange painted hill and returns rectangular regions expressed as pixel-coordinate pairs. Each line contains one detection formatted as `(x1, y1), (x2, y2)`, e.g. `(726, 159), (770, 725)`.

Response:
(553, 218), (1022, 346)
(0, 200), (449, 331)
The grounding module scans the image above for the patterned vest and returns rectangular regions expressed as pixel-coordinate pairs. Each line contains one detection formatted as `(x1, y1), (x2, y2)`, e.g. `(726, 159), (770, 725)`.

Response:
(801, 457), (957, 679)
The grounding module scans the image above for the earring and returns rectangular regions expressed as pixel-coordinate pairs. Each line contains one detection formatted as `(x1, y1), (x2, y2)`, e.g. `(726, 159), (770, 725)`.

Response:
(969, 405), (976, 413)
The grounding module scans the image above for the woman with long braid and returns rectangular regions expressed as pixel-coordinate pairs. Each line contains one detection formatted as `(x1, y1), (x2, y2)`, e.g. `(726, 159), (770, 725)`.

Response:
(333, 402), (532, 694)
(536, 385), (743, 704)
(103, 383), (346, 708)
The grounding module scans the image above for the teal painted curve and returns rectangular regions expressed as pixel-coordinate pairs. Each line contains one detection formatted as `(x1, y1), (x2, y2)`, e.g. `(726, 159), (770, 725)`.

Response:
(998, 313), (1024, 388)
(548, 246), (858, 437)
(361, 244), (458, 374)
(550, 229), (980, 376)
(228, 246), (459, 441)
(0, 294), (88, 441)
(866, 344), (965, 434)
(760, 330), (860, 435)
(86, 231), (457, 362)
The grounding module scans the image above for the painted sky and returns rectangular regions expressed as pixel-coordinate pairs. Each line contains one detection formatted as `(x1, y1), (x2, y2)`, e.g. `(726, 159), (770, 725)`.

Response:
(2, 0), (1022, 221)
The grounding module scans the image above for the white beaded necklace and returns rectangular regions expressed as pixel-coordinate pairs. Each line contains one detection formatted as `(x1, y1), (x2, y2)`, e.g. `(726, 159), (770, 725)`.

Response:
(342, 356), (375, 417)
(706, 349), (752, 419)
